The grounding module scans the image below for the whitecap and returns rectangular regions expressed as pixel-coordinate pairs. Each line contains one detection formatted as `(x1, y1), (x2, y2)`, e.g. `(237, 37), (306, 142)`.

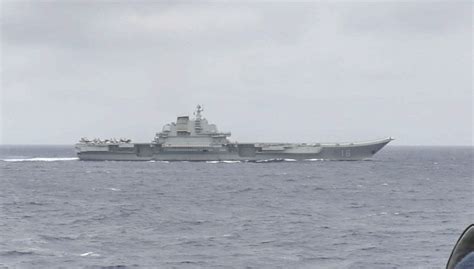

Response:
(222, 233), (241, 239)
(80, 252), (100, 257)
(2, 157), (79, 162)
(283, 159), (297, 162)
(108, 188), (121, 191)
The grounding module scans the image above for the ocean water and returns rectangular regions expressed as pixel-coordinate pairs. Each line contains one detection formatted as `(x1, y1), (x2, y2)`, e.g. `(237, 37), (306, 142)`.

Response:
(0, 145), (472, 269)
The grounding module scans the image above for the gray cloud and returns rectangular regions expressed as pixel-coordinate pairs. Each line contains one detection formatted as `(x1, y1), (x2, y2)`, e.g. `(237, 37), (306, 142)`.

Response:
(1, 1), (471, 145)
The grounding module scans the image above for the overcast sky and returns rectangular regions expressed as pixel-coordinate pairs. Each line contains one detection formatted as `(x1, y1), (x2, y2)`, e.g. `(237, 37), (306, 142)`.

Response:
(1, 1), (472, 145)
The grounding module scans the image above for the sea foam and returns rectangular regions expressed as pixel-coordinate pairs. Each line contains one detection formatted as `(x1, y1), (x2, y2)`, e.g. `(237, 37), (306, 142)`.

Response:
(2, 157), (79, 162)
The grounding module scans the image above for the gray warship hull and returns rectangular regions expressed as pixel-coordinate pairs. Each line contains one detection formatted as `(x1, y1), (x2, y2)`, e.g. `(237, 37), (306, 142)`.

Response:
(76, 138), (393, 161)
(76, 105), (393, 161)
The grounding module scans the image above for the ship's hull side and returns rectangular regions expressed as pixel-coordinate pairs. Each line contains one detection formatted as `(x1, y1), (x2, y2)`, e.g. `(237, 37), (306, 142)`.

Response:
(76, 138), (393, 161)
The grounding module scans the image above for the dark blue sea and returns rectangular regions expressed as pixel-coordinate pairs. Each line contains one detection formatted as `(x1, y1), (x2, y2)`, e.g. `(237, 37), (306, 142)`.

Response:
(0, 145), (472, 268)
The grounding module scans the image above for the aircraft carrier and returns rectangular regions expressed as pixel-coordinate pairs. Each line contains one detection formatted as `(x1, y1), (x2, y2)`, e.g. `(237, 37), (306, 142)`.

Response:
(76, 105), (393, 161)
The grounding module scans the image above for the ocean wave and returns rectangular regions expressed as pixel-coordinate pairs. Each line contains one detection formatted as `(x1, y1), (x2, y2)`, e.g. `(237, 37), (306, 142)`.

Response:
(230, 187), (254, 193)
(88, 265), (129, 269)
(0, 250), (36, 256)
(39, 234), (78, 241)
(2, 157), (78, 162)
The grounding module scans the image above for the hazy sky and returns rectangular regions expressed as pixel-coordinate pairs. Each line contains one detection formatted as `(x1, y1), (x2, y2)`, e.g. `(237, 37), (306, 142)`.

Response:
(1, 1), (472, 145)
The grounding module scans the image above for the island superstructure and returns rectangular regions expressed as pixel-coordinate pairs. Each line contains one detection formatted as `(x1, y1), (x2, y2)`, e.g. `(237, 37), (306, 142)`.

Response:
(75, 105), (393, 161)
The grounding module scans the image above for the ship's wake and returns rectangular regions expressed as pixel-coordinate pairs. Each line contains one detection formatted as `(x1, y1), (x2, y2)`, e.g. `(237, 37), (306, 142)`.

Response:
(2, 157), (79, 162)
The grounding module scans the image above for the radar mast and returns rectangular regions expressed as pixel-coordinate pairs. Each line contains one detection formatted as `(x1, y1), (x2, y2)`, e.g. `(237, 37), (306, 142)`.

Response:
(194, 104), (204, 120)
(194, 104), (204, 133)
